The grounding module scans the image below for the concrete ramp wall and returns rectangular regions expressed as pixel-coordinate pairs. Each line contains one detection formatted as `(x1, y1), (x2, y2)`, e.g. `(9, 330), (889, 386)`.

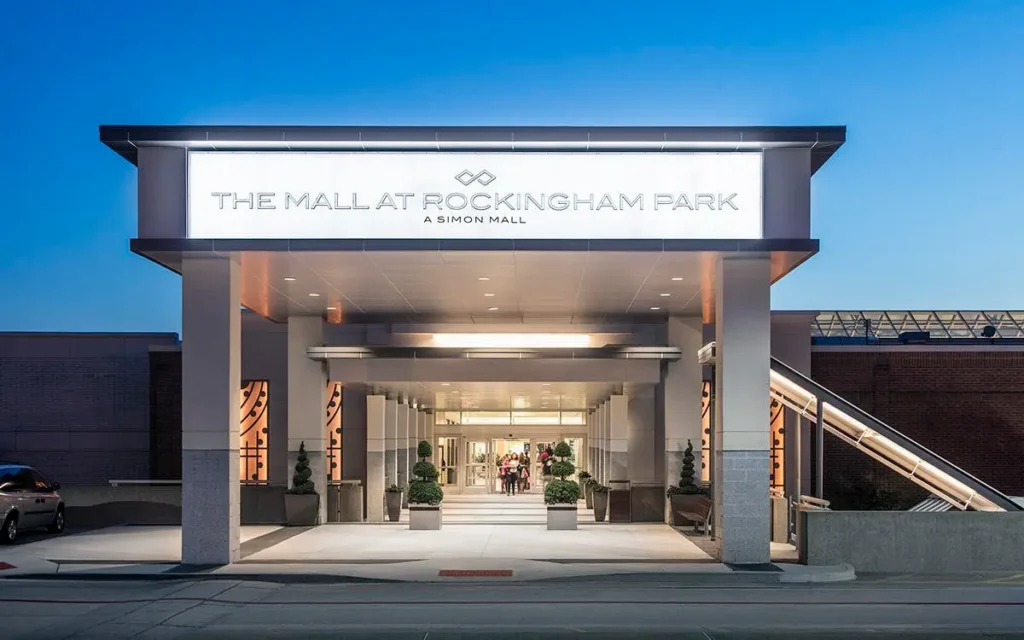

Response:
(799, 510), (1024, 573)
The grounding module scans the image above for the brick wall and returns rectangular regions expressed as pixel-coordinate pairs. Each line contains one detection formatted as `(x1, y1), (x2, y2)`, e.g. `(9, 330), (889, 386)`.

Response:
(812, 350), (1024, 507)
(149, 350), (182, 480)
(0, 333), (178, 484)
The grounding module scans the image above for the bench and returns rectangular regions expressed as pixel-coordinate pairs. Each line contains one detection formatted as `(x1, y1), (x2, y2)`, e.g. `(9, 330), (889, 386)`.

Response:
(679, 496), (713, 537)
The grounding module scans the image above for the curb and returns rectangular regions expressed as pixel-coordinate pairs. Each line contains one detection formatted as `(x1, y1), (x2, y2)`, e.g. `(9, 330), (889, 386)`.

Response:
(777, 563), (856, 583)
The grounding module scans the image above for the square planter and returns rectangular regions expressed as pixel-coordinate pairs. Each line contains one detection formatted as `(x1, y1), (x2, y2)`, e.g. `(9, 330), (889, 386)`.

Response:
(547, 505), (578, 530)
(409, 504), (442, 530)
(284, 493), (320, 526)
(669, 493), (706, 527)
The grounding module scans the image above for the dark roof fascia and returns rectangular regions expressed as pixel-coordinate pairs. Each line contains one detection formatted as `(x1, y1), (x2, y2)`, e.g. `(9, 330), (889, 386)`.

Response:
(99, 125), (845, 173)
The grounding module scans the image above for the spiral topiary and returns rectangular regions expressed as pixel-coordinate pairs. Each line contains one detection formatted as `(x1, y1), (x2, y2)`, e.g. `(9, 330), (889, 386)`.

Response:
(286, 441), (316, 495)
(667, 439), (706, 496)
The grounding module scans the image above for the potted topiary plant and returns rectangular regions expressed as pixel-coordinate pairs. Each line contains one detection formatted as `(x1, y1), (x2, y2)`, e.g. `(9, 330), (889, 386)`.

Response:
(385, 484), (403, 522)
(578, 471), (593, 507)
(592, 483), (610, 522)
(408, 440), (444, 530)
(544, 440), (580, 530)
(666, 439), (709, 526)
(284, 441), (320, 526)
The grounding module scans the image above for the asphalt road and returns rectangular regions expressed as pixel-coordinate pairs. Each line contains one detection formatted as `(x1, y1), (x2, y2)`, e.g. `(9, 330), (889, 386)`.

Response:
(3, 577), (1024, 638)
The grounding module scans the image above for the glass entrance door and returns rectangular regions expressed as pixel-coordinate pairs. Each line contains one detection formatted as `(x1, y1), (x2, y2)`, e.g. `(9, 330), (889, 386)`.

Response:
(491, 438), (530, 493)
(464, 440), (489, 491)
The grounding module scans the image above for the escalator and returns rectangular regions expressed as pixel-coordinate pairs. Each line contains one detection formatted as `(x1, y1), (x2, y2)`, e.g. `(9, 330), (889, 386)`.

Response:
(699, 342), (1021, 512)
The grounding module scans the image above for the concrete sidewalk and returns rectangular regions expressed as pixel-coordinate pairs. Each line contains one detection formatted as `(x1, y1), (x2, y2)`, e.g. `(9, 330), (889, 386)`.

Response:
(0, 523), (851, 584)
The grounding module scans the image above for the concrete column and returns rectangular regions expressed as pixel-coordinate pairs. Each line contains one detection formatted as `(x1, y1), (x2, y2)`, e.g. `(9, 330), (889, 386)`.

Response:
(407, 407), (419, 466)
(384, 398), (398, 488)
(587, 409), (596, 475)
(627, 387), (657, 483)
(598, 399), (606, 479)
(664, 317), (704, 521)
(181, 257), (240, 565)
(609, 395), (628, 481)
(366, 394), (386, 522)
(396, 402), (409, 495)
(424, 411), (435, 463)
(714, 256), (772, 565)
(594, 403), (603, 483)
(287, 316), (327, 524)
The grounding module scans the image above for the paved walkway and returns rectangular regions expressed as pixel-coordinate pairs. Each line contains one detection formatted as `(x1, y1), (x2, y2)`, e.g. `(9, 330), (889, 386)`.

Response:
(0, 522), (838, 584)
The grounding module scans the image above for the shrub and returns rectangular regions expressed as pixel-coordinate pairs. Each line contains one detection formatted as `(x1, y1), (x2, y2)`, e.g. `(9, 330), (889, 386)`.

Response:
(553, 441), (573, 460)
(409, 439), (444, 505)
(385, 484), (403, 494)
(417, 440), (432, 459)
(550, 460), (575, 479)
(578, 471), (592, 481)
(412, 461), (439, 482)
(666, 439), (706, 497)
(544, 478), (581, 504)
(408, 481), (444, 505)
(286, 441), (316, 495)
(592, 483), (610, 494)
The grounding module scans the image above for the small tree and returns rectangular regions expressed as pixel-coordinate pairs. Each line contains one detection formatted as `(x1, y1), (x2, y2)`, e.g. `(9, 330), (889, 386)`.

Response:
(544, 440), (581, 504)
(408, 440), (444, 505)
(667, 439), (705, 496)
(287, 441), (317, 495)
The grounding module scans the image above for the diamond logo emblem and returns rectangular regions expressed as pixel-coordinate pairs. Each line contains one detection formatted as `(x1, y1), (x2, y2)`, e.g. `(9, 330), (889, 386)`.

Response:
(454, 170), (496, 186)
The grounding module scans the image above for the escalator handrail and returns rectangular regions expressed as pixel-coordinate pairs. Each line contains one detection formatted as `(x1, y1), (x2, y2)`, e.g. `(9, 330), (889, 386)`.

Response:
(770, 357), (1022, 512)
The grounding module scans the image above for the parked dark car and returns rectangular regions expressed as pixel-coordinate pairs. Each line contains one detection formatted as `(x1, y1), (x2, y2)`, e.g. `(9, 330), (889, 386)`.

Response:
(0, 464), (65, 543)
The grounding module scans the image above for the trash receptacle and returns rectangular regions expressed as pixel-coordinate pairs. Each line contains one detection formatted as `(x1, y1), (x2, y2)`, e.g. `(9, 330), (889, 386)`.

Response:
(608, 479), (632, 523)
(338, 480), (364, 522)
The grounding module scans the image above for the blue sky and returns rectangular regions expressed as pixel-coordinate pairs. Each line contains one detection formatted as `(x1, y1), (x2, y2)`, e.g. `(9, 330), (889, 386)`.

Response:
(1, 1), (1021, 333)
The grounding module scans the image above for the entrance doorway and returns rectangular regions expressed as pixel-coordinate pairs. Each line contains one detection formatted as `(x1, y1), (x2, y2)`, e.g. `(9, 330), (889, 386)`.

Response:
(447, 433), (585, 495)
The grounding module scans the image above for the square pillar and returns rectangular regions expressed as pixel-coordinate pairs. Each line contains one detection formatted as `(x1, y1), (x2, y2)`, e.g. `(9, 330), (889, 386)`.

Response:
(602, 401), (611, 483)
(287, 316), (327, 524)
(365, 395), (386, 522)
(181, 257), (241, 565)
(627, 387), (657, 483)
(609, 395), (629, 480)
(424, 411), (435, 463)
(396, 402), (410, 497)
(714, 256), (772, 565)
(384, 398), (398, 488)
(663, 317), (704, 521)
(406, 404), (418, 471)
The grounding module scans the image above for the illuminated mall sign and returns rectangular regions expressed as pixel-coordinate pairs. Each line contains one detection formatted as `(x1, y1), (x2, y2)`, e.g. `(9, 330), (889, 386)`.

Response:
(187, 151), (763, 240)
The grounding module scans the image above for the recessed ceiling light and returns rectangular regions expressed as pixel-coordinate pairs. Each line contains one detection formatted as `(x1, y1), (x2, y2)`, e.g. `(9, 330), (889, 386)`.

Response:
(441, 383), (451, 386)
(542, 383), (551, 386)
(660, 293), (671, 297)
(488, 307), (499, 311)
(283, 276), (297, 282)
(326, 306), (337, 310)
(478, 277), (490, 281)
(484, 293), (495, 297)
(671, 277), (683, 281)
(309, 293), (320, 297)
(650, 306), (661, 310)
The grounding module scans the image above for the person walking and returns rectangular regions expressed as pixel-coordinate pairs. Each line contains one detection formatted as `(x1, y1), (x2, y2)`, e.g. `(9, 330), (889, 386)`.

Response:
(506, 453), (520, 496)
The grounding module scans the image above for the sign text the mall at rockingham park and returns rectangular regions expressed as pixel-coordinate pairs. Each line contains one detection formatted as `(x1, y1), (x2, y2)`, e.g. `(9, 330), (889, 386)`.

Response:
(187, 151), (763, 240)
